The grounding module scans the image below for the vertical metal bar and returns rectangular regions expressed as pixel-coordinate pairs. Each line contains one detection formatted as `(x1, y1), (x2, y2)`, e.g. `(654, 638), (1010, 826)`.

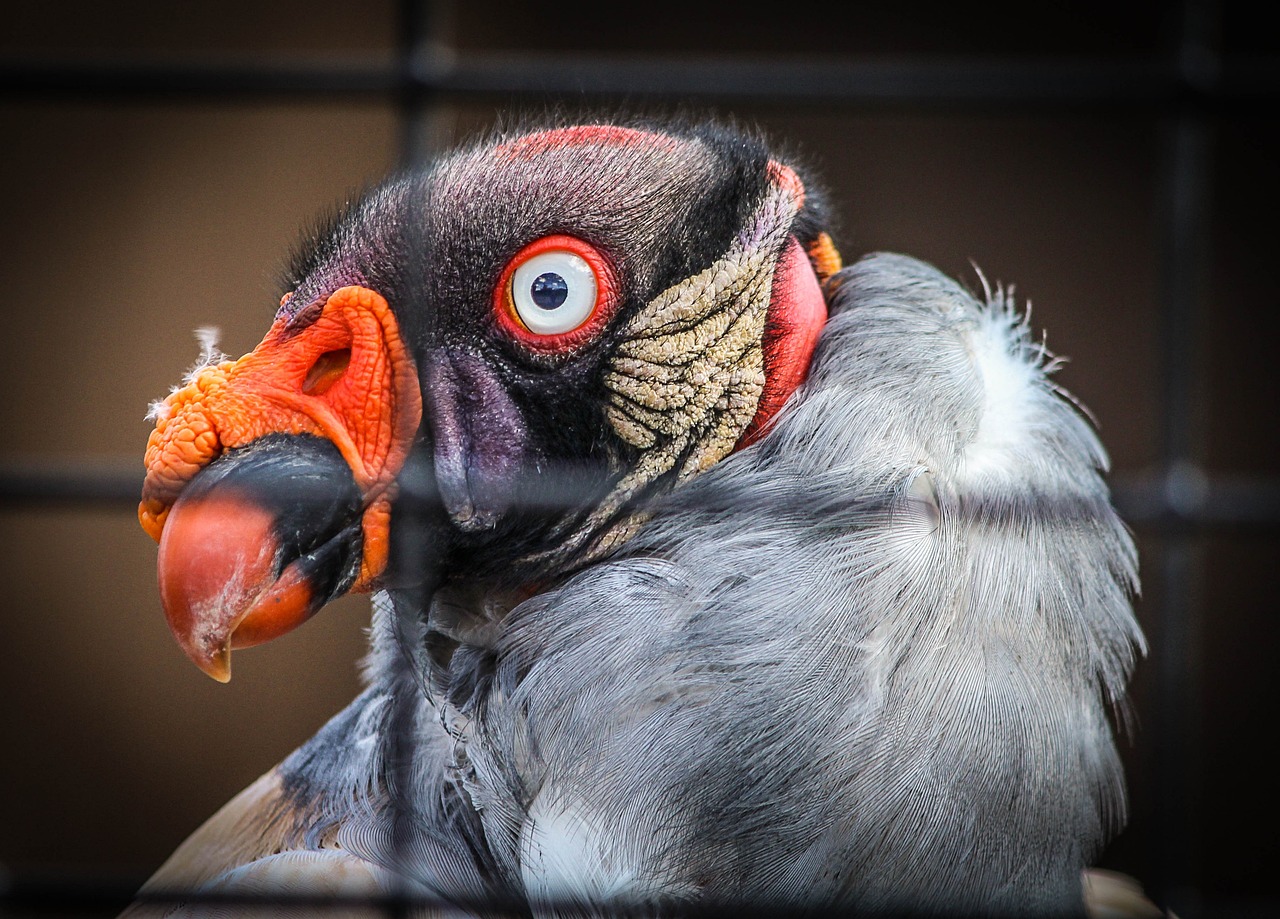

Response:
(1152, 1), (1218, 914)
(397, 0), (432, 168)
(388, 12), (432, 918)
(1160, 122), (1213, 472)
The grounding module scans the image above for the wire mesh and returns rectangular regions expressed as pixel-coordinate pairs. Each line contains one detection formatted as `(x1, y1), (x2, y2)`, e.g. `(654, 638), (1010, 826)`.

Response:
(1, 0), (1274, 916)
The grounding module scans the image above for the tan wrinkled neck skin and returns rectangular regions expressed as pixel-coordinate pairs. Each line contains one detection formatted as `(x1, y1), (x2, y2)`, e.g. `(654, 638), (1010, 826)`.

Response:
(528, 176), (804, 573)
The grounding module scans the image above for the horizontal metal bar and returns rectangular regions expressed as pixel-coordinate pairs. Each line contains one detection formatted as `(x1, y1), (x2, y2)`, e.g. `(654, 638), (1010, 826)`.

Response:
(422, 51), (1280, 110)
(1111, 469), (1280, 533)
(2, 461), (1278, 533)
(2, 52), (1277, 109)
(0, 871), (1187, 919)
(4, 866), (1279, 919)
(0, 462), (142, 507)
(0, 57), (400, 98)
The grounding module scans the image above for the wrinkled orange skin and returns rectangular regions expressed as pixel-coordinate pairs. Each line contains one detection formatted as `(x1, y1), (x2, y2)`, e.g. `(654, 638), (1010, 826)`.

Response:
(139, 286), (422, 590)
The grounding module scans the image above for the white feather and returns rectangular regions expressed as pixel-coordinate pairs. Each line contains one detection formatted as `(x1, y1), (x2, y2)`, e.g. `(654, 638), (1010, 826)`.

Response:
(145, 327), (228, 422)
(959, 290), (1046, 485)
(520, 797), (647, 904)
(185, 326), (228, 383)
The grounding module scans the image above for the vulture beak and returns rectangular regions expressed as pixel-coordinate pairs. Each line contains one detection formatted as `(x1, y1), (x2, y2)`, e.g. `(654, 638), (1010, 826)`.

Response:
(139, 286), (422, 681)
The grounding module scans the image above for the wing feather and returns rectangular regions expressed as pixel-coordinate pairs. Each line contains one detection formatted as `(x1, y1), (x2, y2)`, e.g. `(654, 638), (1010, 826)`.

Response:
(120, 769), (392, 917)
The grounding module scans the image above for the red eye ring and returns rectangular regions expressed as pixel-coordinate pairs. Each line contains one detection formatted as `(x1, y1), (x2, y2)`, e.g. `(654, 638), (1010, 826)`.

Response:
(493, 234), (619, 353)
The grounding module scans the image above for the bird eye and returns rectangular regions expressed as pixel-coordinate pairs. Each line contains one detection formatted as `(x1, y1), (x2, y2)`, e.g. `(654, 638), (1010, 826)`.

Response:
(495, 234), (618, 352)
(511, 250), (596, 335)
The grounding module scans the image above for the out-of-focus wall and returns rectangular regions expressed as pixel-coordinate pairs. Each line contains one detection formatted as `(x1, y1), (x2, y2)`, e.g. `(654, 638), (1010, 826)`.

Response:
(1, 1), (1276, 912)
(0, 0), (401, 877)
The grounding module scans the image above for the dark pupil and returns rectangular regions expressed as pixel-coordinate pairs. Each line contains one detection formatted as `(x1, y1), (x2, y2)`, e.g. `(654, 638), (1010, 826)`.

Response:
(530, 272), (569, 310)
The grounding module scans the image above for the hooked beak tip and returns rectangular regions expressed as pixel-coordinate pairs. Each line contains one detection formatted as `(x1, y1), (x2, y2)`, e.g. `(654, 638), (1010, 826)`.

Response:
(157, 490), (287, 684)
(153, 435), (370, 681)
(163, 581), (241, 683)
(192, 643), (233, 683)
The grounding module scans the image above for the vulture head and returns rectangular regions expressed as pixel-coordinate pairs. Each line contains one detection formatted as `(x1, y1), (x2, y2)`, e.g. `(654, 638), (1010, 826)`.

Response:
(139, 120), (839, 681)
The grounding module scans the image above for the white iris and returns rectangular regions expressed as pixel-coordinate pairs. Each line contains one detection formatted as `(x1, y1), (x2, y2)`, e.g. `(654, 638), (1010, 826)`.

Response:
(511, 250), (597, 335)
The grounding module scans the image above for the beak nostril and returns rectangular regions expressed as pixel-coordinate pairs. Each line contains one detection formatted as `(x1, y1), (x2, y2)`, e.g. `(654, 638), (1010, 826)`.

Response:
(302, 348), (352, 396)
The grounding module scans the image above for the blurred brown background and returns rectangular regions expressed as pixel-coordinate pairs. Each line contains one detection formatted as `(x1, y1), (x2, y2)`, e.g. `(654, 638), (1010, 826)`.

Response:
(0, 1), (1276, 916)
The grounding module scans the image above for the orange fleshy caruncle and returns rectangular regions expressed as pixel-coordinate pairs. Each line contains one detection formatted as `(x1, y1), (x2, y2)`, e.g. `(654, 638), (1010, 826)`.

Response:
(139, 285), (422, 591)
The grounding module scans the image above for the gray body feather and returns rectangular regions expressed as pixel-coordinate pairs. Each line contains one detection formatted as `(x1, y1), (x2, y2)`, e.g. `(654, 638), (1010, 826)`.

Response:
(282, 252), (1143, 917)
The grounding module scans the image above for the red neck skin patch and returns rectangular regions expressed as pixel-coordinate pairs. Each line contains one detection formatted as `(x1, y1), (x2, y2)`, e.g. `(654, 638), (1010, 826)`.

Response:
(736, 237), (830, 449)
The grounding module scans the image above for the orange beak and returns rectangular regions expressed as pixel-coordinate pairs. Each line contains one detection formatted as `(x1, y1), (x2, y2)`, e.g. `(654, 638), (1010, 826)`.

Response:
(140, 286), (422, 680)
